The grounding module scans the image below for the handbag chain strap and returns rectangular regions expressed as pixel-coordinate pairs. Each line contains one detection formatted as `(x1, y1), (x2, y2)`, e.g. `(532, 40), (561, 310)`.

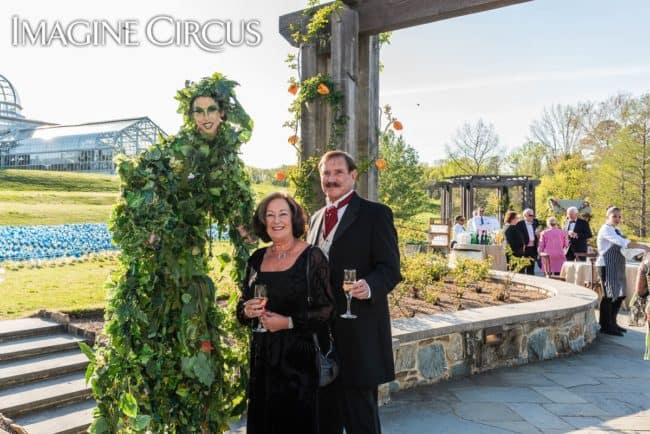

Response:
(305, 246), (335, 356)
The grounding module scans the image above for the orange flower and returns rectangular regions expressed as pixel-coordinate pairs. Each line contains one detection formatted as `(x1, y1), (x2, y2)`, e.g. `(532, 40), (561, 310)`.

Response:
(392, 120), (403, 131)
(375, 158), (388, 170)
(200, 341), (213, 353)
(275, 171), (286, 181)
(288, 84), (299, 95)
(317, 83), (330, 95)
(288, 135), (299, 145)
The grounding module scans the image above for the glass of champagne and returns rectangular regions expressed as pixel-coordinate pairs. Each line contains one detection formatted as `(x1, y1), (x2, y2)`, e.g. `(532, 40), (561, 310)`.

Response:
(340, 269), (357, 319)
(254, 284), (268, 332)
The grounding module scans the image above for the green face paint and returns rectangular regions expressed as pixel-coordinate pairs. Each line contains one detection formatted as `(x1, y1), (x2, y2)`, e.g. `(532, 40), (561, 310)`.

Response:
(192, 104), (219, 117)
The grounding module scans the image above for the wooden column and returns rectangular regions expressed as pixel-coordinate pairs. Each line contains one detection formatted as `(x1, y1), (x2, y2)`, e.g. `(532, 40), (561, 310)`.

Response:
(330, 6), (358, 154)
(440, 185), (449, 224)
(356, 33), (380, 201)
(497, 186), (509, 225)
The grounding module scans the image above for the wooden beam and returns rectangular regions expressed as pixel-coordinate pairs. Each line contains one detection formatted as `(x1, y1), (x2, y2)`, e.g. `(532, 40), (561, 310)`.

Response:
(346, 0), (531, 35)
(280, 0), (532, 44)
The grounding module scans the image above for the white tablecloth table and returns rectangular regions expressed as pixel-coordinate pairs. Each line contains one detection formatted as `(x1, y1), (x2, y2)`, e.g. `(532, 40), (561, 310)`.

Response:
(560, 261), (641, 308)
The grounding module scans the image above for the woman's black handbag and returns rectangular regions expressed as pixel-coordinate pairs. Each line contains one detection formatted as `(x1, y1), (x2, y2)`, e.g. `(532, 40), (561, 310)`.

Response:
(305, 247), (339, 387)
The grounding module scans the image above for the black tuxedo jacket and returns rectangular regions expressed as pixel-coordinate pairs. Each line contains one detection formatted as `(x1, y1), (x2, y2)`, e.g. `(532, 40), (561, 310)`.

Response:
(307, 193), (401, 387)
(515, 219), (539, 249)
(563, 217), (592, 254)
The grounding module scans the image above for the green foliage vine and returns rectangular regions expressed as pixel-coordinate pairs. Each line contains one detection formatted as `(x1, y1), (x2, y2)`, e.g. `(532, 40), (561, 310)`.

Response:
(82, 73), (255, 433)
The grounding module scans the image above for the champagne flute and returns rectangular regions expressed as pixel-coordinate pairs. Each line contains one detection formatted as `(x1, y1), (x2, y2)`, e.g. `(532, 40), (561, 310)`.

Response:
(254, 284), (268, 332)
(340, 269), (357, 319)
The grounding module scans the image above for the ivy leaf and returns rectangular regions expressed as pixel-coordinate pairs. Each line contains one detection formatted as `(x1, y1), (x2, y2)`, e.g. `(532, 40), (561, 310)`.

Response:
(181, 293), (192, 304)
(78, 341), (95, 362)
(193, 352), (215, 387)
(238, 130), (252, 143)
(209, 188), (222, 196)
(119, 392), (138, 418)
(84, 363), (94, 384)
(133, 415), (152, 430)
(90, 416), (109, 434)
(216, 253), (231, 266)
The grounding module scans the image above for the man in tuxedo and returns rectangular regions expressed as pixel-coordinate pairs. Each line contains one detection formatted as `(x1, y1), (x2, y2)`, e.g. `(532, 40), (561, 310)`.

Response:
(564, 206), (592, 261)
(516, 208), (539, 275)
(307, 150), (401, 434)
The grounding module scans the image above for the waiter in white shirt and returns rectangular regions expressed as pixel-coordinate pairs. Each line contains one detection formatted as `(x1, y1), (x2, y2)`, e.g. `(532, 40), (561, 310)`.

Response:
(596, 206), (650, 336)
(468, 207), (486, 233)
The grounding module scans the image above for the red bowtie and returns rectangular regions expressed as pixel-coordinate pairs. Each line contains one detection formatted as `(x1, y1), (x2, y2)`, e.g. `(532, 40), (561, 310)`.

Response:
(323, 193), (355, 239)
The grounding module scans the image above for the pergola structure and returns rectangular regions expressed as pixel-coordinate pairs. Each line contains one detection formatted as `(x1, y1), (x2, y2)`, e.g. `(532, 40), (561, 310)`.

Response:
(435, 175), (540, 224)
(279, 0), (531, 201)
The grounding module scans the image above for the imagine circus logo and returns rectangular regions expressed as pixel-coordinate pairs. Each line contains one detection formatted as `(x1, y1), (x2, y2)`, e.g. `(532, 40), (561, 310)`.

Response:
(11, 15), (262, 53)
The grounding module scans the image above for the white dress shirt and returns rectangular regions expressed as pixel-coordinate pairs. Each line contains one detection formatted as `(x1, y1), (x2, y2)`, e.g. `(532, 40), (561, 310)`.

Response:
(468, 215), (486, 233)
(317, 189), (372, 299)
(453, 223), (466, 242)
(525, 221), (535, 247)
(596, 224), (630, 266)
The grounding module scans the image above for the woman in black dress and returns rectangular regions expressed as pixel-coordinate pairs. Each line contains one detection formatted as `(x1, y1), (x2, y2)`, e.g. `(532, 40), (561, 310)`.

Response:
(503, 210), (525, 270)
(237, 192), (334, 434)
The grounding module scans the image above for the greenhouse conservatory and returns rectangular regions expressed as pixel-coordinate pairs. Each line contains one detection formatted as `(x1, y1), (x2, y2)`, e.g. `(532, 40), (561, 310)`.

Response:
(0, 73), (165, 173)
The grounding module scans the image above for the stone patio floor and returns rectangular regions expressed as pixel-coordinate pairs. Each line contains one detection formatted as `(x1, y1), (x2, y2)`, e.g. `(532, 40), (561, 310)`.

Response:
(229, 311), (650, 433)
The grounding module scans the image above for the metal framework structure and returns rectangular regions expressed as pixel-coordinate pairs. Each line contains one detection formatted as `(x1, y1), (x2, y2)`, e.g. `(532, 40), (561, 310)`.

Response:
(0, 73), (165, 173)
(279, 0), (532, 201)
(1, 118), (165, 173)
(434, 175), (540, 224)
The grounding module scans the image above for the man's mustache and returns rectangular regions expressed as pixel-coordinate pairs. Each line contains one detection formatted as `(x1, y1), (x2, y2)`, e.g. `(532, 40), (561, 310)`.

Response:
(325, 182), (341, 188)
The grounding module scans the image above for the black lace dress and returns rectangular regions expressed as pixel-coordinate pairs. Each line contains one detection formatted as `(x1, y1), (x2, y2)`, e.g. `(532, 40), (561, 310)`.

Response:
(237, 246), (334, 434)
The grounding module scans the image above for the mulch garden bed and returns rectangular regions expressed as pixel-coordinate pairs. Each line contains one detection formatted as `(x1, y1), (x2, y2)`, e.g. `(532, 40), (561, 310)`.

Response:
(66, 279), (549, 338)
(389, 280), (548, 319)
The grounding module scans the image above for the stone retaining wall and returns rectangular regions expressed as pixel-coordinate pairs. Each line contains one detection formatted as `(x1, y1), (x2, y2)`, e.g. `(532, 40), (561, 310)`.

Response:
(386, 272), (599, 395)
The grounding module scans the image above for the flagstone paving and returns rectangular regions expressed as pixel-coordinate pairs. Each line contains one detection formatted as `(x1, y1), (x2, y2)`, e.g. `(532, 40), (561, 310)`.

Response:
(228, 312), (650, 433)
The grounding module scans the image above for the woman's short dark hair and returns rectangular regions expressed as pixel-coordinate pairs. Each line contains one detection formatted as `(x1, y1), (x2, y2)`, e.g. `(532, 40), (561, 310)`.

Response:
(455, 215), (465, 223)
(505, 210), (518, 224)
(252, 192), (307, 242)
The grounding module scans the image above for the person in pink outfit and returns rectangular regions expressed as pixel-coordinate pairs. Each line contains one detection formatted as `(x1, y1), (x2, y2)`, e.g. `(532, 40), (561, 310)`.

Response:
(538, 216), (568, 275)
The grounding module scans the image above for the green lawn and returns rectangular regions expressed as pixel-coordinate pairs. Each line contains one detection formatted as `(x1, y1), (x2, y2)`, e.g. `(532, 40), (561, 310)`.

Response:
(0, 169), (283, 226)
(0, 257), (116, 319)
(0, 169), (119, 192)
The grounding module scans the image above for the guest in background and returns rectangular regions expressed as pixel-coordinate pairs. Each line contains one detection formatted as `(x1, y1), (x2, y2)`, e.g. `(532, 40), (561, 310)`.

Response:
(596, 206), (650, 336)
(468, 206), (486, 233)
(634, 253), (650, 359)
(538, 216), (568, 275)
(564, 206), (593, 261)
(451, 215), (467, 248)
(503, 210), (525, 270)
(516, 208), (540, 275)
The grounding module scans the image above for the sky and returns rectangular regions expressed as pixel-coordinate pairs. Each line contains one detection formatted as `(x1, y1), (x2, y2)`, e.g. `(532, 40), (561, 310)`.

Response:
(2, 0), (649, 168)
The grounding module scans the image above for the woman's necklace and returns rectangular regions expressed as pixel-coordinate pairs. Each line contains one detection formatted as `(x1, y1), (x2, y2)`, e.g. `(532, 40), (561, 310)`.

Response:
(271, 240), (295, 260)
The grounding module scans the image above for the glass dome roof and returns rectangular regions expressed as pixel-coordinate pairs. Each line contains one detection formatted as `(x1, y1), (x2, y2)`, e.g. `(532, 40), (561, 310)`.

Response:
(0, 74), (24, 119)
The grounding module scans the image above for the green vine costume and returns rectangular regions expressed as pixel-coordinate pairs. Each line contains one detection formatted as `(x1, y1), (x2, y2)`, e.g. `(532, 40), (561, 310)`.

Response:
(83, 73), (255, 433)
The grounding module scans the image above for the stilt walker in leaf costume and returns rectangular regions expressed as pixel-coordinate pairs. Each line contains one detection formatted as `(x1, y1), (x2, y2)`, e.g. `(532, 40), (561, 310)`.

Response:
(82, 73), (255, 433)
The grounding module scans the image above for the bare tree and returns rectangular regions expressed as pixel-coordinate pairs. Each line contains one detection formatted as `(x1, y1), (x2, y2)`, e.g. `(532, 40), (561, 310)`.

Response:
(529, 103), (588, 161)
(445, 119), (501, 175)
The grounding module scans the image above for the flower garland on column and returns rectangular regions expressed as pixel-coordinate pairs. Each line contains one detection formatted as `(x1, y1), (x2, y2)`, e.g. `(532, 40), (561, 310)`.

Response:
(283, 1), (399, 210)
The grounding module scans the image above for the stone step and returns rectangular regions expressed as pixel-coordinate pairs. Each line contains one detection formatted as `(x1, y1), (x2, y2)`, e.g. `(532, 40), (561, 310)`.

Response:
(0, 318), (65, 343)
(12, 399), (95, 434)
(0, 373), (91, 418)
(0, 334), (87, 362)
(0, 350), (88, 390)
